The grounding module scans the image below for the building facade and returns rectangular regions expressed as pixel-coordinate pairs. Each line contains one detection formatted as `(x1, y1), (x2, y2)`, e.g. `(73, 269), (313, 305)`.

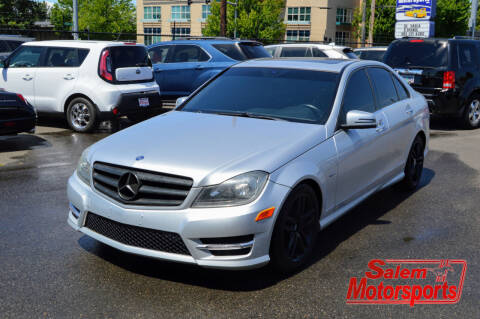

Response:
(136, 0), (361, 45)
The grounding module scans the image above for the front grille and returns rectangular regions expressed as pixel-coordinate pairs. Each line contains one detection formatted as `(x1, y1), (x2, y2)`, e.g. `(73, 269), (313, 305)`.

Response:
(92, 162), (193, 206)
(84, 212), (190, 255)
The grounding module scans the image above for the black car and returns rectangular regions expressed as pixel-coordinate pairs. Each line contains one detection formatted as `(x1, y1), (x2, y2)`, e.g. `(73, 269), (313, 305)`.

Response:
(0, 91), (36, 135)
(384, 38), (480, 129)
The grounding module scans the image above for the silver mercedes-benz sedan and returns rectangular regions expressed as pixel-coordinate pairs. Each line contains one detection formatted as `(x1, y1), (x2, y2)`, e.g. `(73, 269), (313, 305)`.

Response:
(67, 59), (429, 272)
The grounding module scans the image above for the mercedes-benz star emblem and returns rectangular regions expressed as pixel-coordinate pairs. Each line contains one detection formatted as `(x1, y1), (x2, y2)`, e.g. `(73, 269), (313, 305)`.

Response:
(118, 172), (141, 201)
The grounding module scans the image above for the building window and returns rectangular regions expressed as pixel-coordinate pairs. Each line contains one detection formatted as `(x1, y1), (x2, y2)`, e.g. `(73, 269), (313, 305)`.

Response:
(287, 7), (311, 23)
(144, 28), (161, 45)
(171, 6), (191, 21)
(144, 7), (161, 20)
(172, 27), (191, 38)
(335, 31), (350, 45)
(336, 8), (352, 25)
(202, 5), (211, 20)
(286, 30), (310, 41)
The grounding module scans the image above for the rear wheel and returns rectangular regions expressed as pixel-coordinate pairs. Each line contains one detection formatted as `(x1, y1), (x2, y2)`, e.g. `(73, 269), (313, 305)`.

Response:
(270, 184), (320, 273)
(462, 95), (480, 129)
(66, 97), (98, 133)
(399, 135), (425, 191)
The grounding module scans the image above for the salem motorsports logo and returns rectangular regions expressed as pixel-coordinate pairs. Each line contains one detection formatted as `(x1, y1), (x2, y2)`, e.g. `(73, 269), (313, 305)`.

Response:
(346, 259), (467, 306)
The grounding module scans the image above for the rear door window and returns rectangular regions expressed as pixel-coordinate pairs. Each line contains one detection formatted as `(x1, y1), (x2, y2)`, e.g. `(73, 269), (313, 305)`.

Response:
(280, 47), (311, 57)
(170, 45), (210, 63)
(384, 40), (448, 68)
(44, 47), (89, 67)
(392, 75), (410, 100)
(367, 68), (399, 109)
(8, 46), (44, 68)
(110, 46), (151, 69)
(312, 47), (328, 57)
(457, 43), (479, 69)
(148, 45), (173, 64)
(341, 69), (376, 123)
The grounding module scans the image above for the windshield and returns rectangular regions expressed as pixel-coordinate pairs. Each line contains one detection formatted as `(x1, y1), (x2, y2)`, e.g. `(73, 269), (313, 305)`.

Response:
(179, 67), (339, 124)
(384, 41), (448, 68)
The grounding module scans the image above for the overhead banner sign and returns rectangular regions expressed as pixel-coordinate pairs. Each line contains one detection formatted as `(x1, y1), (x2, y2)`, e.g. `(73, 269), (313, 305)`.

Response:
(396, 0), (436, 38)
(395, 21), (435, 38)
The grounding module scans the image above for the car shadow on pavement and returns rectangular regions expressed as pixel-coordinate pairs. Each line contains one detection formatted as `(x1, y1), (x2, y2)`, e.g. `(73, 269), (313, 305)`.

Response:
(78, 168), (435, 292)
(0, 134), (51, 153)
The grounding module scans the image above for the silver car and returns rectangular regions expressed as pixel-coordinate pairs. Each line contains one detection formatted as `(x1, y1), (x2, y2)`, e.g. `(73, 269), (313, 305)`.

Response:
(67, 59), (429, 272)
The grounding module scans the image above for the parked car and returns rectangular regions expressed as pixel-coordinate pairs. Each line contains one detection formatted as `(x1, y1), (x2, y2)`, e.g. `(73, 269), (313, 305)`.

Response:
(0, 90), (36, 135)
(147, 39), (270, 105)
(67, 58), (429, 272)
(384, 37), (480, 129)
(265, 43), (358, 59)
(0, 35), (34, 62)
(354, 46), (387, 62)
(0, 40), (161, 132)
(405, 7), (427, 18)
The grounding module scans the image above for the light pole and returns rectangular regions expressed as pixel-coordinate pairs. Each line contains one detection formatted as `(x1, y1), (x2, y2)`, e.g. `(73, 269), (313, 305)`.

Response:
(227, 0), (239, 39)
(73, 0), (79, 40)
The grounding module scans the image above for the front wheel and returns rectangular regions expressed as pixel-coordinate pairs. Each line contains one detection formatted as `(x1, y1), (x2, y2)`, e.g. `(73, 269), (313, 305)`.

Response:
(399, 135), (425, 191)
(66, 97), (98, 133)
(270, 184), (320, 273)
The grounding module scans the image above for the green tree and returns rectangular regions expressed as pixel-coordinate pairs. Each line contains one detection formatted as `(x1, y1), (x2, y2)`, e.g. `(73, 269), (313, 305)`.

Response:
(203, 0), (285, 42)
(50, 0), (136, 36)
(435, 0), (470, 37)
(0, 0), (48, 27)
(352, 0), (396, 45)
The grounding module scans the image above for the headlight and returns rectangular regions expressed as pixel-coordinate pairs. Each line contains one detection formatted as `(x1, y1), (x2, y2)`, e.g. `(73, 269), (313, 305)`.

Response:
(76, 148), (92, 185)
(192, 171), (268, 208)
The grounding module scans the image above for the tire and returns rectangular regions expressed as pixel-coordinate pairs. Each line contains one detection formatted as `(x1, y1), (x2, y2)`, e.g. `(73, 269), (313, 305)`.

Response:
(462, 95), (480, 129)
(270, 184), (320, 273)
(66, 97), (98, 133)
(399, 135), (425, 191)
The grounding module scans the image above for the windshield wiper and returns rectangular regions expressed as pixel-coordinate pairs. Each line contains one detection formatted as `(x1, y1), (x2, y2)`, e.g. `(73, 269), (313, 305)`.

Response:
(214, 111), (286, 121)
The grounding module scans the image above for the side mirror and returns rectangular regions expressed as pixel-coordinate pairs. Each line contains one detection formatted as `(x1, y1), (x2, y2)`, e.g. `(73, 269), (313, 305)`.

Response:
(341, 110), (377, 129)
(175, 96), (188, 109)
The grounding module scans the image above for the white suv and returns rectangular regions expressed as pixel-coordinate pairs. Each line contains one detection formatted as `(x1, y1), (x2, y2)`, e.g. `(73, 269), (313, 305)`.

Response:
(0, 40), (161, 132)
(265, 43), (358, 59)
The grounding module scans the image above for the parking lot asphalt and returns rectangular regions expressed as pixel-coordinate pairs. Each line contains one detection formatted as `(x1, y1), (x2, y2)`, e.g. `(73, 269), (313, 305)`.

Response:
(0, 118), (479, 318)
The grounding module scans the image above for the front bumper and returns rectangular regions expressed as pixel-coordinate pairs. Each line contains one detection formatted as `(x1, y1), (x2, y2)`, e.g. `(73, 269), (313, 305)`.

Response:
(67, 172), (290, 270)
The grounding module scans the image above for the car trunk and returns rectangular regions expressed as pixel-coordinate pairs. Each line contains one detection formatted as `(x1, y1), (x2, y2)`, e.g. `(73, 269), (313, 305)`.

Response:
(107, 46), (153, 83)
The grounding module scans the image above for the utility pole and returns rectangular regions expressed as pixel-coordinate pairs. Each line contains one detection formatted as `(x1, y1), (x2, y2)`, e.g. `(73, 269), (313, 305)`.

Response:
(360, 0), (367, 46)
(220, 0), (227, 36)
(73, 0), (79, 40)
(367, 0), (376, 46)
(470, 0), (478, 38)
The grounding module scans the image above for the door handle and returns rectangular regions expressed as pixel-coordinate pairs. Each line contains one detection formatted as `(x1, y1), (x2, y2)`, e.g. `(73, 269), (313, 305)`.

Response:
(22, 74), (33, 81)
(64, 74), (75, 80)
(405, 105), (414, 115)
(376, 119), (386, 133)
(195, 65), (205, 70)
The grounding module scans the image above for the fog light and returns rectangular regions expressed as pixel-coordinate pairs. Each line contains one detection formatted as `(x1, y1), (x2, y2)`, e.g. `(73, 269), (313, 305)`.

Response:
(255, 207), (275, 222)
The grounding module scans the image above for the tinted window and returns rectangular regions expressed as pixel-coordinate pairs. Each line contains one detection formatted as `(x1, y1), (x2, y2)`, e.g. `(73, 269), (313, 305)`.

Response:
(45, 47), (89, 67)
(6, 40), (23, 51)
(280, 47), (311, 57)
(213, 44), (246, 60)
(8, 46), (44, 68)
(180, 67), (339, 124)
(313, 47), (328, 57)
(341, 69), (375, 121)
(367, 68), (398, 108)
(392, 75), (409, 100)
(148, 45), (172, 64)
(458, 43), (479, 68)
(110, 46), (151, 69)
(170, 45), (209, 63)
(357, 50), (385, 62)
(384, 40), (448, 68)
(239, 43), (271, 59)
(0, 41), (8, 52)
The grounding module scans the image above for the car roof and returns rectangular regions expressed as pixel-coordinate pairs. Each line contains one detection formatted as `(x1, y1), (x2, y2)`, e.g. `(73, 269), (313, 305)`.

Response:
(354, 46), (388, 51)
(23, 40), (145, 48)
(265, 43), (351, 50)
(233, 58), (359, 73)
(147, 39), (260, 47)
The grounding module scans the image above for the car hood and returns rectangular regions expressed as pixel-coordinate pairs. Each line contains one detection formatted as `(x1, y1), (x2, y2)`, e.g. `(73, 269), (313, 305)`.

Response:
(89, 111), (326, 187)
